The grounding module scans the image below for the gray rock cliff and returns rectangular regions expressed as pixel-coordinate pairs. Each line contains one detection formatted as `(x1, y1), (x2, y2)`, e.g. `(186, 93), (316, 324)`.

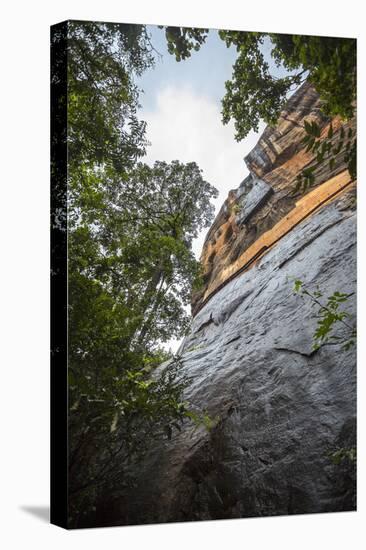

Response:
(98, 187), (356, 526)
(96, 84), (357, 527)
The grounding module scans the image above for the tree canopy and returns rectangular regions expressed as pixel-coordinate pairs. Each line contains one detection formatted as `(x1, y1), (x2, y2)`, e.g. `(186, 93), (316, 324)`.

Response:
(220, 32), (356, 140)
(165, 28), (356, 181)
(62, 20), (218, 526)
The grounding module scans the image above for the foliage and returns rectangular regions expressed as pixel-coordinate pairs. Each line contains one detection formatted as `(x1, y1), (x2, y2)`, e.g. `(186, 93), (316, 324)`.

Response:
(328, 447), (356, 465)
(219, 32), (356, 142)
(69, 355), (191, 519)
(293, 280), (356, 351)
(67, 21), (154, 174)
(165, 29), (356, 180)
(66, 21), (218, 526)
(218, 32), (305, 138)
(270, 35), (356, 118)
(125, 160), (217, 247)
(294, 121), (356, 193)
(69, 160), (218, 352)
(230, 203), (241, 215)
(159, 25), (209, 61)
(185, 409), (219, 432)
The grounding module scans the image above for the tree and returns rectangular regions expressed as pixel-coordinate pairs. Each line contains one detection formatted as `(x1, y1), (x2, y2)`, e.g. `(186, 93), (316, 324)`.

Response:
(68, 160), (217, 526)
(65, 21), (218, 526)
(295, 120), (356, 193)
(219, 32), (356, 141)
(67, 20), (154, 173)
(220, 32), (357, 184)
(165, 29), (357, 179)
(121, 160), (218, 346)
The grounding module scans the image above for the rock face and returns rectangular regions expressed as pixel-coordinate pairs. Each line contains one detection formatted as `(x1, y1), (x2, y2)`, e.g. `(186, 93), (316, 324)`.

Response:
(109, 190), (356, 526)
(192, 81), (356, 315)
(98, 82), (357, 526)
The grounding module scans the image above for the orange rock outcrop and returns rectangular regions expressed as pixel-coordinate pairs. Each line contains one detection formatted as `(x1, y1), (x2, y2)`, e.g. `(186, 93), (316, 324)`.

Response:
(192, 82), (356, 315)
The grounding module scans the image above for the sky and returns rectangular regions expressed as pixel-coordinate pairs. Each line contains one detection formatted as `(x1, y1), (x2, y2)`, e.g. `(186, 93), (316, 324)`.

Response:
(135, 27), (289, 351)
(137, 26), (266, 259)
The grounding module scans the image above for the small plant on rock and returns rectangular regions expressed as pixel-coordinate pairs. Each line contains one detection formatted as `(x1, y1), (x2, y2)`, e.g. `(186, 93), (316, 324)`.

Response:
(293, 279), (356, 351)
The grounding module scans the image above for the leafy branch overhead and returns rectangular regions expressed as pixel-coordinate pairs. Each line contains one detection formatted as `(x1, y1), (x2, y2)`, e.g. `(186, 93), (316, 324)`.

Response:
(294, 121), (356, 194)
(221, 33), (356, 140)
(167, 30), (356, 140)
(160, 26), (209, 61)
(166, 29), (356, 179)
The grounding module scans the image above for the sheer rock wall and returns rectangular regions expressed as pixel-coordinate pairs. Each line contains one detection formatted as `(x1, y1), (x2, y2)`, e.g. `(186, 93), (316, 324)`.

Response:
(97, 82), (357, 527)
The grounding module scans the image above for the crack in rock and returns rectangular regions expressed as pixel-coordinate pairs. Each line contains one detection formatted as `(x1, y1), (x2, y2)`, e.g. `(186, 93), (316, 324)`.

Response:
(274, 346), (318, 358)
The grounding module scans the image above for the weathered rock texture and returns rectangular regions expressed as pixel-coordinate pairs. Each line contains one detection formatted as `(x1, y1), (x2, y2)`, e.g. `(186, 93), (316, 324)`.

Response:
(192, 81), (356, 315)
(97, 82), (357, 526)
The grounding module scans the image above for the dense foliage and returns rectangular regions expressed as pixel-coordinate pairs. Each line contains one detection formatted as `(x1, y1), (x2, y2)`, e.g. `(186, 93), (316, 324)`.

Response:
(67, 21), (154, 173)
(219, 33), (356, 141)
(66, 21), (217, 526)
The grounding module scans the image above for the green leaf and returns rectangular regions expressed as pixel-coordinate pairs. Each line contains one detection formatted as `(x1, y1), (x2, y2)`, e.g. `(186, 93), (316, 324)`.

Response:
(312, 121), (321, 137)
(294, 279), (303, 292)
(304, 120), (313, 134)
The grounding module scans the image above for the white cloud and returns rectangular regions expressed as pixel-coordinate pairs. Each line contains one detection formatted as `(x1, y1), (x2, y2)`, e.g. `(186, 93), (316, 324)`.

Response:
(141, 85), (264, 352)
(142, 85), (264, 259)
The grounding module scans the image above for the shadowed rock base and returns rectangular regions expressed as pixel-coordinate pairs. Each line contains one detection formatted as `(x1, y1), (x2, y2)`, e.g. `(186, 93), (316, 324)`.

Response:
(92, 188), (356, 528)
